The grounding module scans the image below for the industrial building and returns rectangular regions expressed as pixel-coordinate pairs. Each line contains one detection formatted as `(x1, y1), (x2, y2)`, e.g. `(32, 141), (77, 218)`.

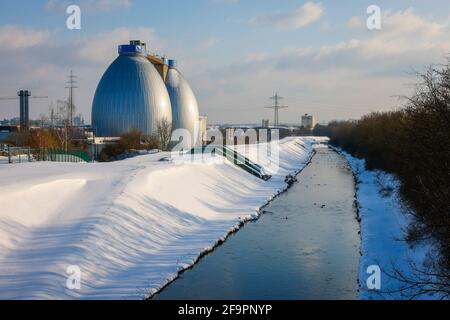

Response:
(92, 41), (172, 137)
(0, 91), (47, 131)
(165, 59), (200, 147)
(92, 40), (203, 147)
(301, 114), (316, 130)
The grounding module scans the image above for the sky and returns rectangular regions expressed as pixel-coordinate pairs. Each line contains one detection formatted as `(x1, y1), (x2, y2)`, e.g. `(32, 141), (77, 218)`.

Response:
(0, 0), (449, 124)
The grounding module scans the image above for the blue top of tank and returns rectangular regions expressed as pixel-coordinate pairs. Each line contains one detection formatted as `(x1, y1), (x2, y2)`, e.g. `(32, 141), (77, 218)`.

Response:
(118, 44), (147, 56)
(168, 59), (177, 68)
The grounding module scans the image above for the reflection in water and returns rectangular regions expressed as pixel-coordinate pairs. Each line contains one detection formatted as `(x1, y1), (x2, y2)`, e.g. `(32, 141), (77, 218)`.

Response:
(154, 146), (360, 300)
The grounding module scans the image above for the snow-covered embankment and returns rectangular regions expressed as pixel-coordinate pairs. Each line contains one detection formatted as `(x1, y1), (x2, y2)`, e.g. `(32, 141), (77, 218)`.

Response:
(339, 150), (433, 300)
(0, 137), (323, 299)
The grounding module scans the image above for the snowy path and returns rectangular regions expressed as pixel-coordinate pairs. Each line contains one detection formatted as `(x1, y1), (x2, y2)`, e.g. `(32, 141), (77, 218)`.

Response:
(0, 137), (324, 299)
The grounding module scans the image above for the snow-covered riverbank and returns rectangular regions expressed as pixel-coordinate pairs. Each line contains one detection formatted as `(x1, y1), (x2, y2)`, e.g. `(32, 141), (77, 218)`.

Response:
(0, 137), (324, 300)
(339, 150), (433, 300)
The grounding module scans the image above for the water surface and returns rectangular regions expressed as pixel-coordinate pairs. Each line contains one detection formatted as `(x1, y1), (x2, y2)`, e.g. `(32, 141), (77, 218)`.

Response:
(155, 146), (360, 299)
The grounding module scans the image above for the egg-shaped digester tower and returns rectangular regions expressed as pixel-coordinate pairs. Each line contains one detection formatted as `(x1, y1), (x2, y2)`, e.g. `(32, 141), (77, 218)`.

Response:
(92, 43), (172, 137)
(165, 60), (200, 147)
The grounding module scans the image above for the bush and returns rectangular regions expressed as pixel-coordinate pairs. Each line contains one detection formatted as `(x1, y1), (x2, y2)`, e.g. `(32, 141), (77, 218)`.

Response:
(99, 130), (160, 162)
(118, 130), (146, 150)
(98, 143), (126, 162)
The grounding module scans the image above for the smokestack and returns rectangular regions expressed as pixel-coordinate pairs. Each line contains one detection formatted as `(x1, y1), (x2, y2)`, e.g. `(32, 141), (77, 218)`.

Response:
(17, 90), (30, 130)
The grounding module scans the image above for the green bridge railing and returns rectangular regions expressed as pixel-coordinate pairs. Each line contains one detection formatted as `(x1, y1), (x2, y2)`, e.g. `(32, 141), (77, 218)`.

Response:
(190, 145), (271, 181)
(35, 148), (91, 163)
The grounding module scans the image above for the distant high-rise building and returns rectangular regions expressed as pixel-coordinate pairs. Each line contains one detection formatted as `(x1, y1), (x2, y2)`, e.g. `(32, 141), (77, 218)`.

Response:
(262, 119), (270, 128)
(301, 114), (316, 129)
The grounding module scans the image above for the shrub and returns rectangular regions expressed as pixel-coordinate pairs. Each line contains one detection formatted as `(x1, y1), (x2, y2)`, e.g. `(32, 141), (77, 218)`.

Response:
(99, 130), (160, 162)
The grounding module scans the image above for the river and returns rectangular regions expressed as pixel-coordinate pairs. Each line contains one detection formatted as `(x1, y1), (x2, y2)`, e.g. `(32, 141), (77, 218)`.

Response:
(154, 145), (360, 299)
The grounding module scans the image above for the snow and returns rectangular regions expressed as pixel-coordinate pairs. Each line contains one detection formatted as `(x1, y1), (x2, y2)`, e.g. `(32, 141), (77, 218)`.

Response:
(338, 150), (433, 300)
(0, 137), (323, 300)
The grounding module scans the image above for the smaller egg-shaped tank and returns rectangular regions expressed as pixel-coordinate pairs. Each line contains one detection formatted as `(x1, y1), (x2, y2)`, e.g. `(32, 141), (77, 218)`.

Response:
(92, 42), (172, 137)
(165, 60), (200, 147)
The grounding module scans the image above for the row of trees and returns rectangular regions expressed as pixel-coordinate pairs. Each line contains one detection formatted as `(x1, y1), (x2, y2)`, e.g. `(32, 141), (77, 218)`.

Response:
(17, 99), (81, 148)
(2, 98), (85, 150)
(314, 63), (450, 297)
(3, 126), (86, 151)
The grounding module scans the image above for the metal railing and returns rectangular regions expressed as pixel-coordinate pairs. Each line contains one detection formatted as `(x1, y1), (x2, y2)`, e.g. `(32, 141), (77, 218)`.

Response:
(35, 148), (91, 163)
(190, 145), (271, 181)
(0, 144), (91, 164)
(0, 145), (32, 164)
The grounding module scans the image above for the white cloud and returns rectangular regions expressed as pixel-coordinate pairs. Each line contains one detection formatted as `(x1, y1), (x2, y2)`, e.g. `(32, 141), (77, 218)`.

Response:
(0, 25), (162, 122)
(0, 25), (50, 50)
(360, 9), (447, 57)
(347, 16), (364, 29)
(279, 46), (315, 58)
(191, 9), (450, 123)
(1, 8), (449, 124)
(316, 39), (360, 58)
(75, 27), (159, 64)
(250, 2), (324, 30)
(381, 8), (443, 37)
(317, 9), (449, 59)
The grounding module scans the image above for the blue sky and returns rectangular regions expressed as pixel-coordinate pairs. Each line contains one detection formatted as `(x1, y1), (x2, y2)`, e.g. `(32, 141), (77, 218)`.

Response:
(1, 0), (450, 124)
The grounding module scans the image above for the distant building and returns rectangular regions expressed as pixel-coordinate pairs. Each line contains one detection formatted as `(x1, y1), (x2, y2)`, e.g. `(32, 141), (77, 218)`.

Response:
(301, 114), (316, 129)
(226, 128), (234, 142)
(73, 115), (85, 126)
(0, 118), (20, 126)
(262, 119), (270, 128)
(199, 115), (207, 145)
(0, 125), (19, 141)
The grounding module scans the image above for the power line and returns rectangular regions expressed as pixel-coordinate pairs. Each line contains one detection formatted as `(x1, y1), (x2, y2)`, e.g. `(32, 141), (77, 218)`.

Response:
(65, 70), (78, 126)
(264, 92), (288, 127)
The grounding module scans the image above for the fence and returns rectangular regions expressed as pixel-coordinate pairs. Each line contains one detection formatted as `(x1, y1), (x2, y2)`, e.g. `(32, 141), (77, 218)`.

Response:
(35, 148), (91, 163)
(0, 144), (91, 164)
(0, 145), (32, 164)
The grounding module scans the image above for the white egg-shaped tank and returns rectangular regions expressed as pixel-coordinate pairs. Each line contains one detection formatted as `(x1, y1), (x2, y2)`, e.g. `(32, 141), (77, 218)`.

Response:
(165, 59), (200, 148)
(92, 42), (172, 137)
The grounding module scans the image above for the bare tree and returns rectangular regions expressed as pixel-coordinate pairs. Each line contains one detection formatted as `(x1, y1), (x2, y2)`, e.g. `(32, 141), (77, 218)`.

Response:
(381, 259), (450, 300)
(321, 62), (450, 298)
(39, 113), (49, 128)
(156, 118), (172, 151)
(52, 99), (73, 151)
(142, 134), (160, 151)
(48, 101), (56, 128)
